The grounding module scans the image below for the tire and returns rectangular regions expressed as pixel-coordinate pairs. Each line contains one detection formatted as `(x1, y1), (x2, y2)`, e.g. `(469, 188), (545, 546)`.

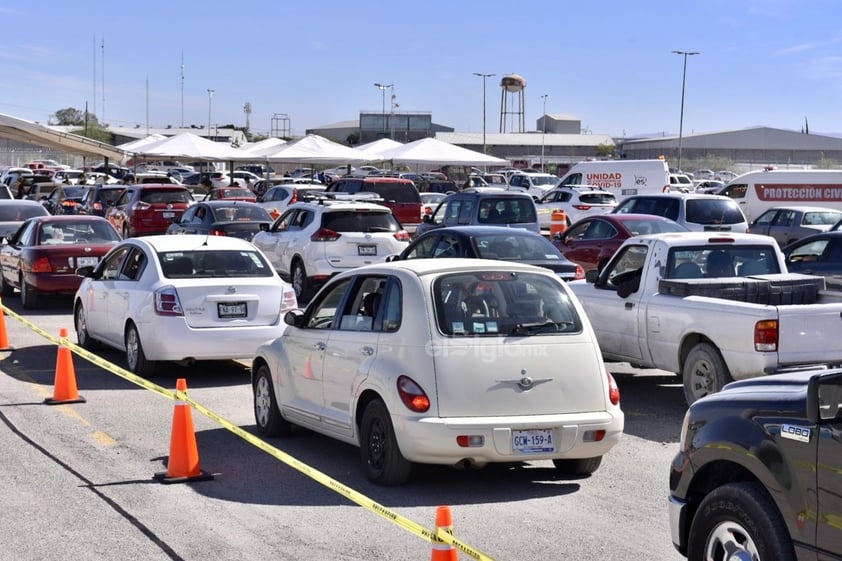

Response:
(683, 342), (731, 405)
(359, 399), (412, 485)
(291, 260), (311, 301)
(687, 482), (795, 561)
(553, 456), (602, 476)
(0, 270), (13, 297)
(74, 303), (99, 350)
(253, 364), (293, 436)
(20, 277), (38, 309)
(125, 322), (155, 377)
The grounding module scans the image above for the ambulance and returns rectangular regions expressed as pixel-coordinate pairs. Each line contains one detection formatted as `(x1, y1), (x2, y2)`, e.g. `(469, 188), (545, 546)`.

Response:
(718, 169), (842, 222)
(556, 159), (671, 201)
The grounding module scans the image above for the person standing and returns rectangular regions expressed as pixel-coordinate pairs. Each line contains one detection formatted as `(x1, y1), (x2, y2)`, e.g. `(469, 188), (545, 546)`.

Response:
(14, 176), (26, 199)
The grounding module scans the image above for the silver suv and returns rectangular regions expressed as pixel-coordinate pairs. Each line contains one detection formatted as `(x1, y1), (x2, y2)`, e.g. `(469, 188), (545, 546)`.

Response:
(417, 188), (540, 235)
(612, 193), (748, 232)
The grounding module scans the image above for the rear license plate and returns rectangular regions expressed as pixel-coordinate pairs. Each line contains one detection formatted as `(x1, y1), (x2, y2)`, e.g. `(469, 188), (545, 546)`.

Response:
(162, 211), (175, 218)
(218, 302), (247, 318)
(76, 257), (98, 267)
(358, 244), (377, 256)
(513, 429), (555, 453)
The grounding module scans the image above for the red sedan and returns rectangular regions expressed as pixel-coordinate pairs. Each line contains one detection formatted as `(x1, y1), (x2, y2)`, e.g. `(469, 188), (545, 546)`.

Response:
(0, 215), (121, 308)
(552, 213), (688, 271)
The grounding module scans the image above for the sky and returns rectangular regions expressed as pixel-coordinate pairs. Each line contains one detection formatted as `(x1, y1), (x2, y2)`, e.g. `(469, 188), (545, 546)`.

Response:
(1, 0), (840, 140)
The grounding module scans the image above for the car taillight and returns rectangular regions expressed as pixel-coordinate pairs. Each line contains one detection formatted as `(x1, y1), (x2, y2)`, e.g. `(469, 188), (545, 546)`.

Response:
(396, 375), (430, 412)
(755, 320), (778, 351)
(30, 256), (52, 273)
(311, 228), (341, 242)
(574, 264), (585, 280)
(606, 370), (620, 406)
(210, 229), (227, 236)
(154, 286), (183, 316)
(394, 230), (410, 242)
(281, 285), (298, 313)
(573, 204), (591, 211)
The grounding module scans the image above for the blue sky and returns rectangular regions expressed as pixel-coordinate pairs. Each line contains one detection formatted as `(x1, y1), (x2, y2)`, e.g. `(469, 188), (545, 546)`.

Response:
(1, 0), (840, 139)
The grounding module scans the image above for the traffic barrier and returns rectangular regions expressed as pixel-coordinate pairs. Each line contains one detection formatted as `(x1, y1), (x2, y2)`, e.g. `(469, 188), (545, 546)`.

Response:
(154, 378), (214, 484)
(431, 505), (458, 561)
(45, 327), (85, 405)
(0, 298), (11, 351)
(549, 208), (568, 237)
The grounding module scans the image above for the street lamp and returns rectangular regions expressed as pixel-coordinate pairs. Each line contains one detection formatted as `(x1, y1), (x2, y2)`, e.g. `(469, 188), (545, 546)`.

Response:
(374, 82), (392, 137)
(672, 50), (699, 173)
(473, 72), (495, 154)
(540, 94), (548, 171)
(207, 89), (214, 140)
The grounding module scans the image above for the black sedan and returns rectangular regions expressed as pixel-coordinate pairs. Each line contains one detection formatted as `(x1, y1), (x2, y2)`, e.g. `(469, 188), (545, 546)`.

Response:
(783, 230), (842, 286)
(165, 200), (274, 241)
(391, 225), (584, 280)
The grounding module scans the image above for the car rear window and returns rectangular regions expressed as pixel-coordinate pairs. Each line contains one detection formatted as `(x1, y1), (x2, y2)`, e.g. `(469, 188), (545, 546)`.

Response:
(615, 197), (680, 221)
(579, 193), (617, 205)
(433, 271), (581, 336)
(477, 197), (538, 224)
(322, 210), (400, 232)
(158, 250), (274, 278)
(363, 182), (421, 203)
(99, 189), (124, 205)
(140, 189), (192, 204)
(685, 199), (745, 225)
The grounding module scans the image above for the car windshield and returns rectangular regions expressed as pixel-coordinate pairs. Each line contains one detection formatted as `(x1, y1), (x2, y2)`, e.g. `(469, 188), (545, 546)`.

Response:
(39, 220), (121, 245)
(322, 211), (400, 232)
(434, 271), (582, 336)
(477, 198), (538, 224)
(211, 206), (272, 222)
(158, 250), (274, 278)
(685, 199), (745, 225)
(0, 204), (47, 221)
(474, 233), (561, 261)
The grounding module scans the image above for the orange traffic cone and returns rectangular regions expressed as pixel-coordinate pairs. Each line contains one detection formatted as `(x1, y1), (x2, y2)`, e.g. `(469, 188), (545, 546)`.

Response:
(550, 208), (568, 238)
(155, 378), (213, 484)
(431, 505), (458, 561)
(0, 297), (12, 351)
(44, 328), (85, 405)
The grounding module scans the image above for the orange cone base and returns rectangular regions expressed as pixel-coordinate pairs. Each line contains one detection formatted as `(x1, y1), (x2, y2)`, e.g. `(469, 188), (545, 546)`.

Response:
(153, 469), (214, 485)
(44, 395), (87, 405)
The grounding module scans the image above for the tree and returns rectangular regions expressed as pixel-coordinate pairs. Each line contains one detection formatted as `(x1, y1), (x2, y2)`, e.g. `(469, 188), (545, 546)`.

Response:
(70, 121), (111, 143)
(54, 107), (99, 127)
(596, 143), (616, 158)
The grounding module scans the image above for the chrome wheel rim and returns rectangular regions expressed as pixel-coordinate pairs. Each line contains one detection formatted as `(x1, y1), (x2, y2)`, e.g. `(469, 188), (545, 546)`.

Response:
(704, 520), (758, 561)
(254, 375), (271, 428)
(689, 358), (714, 400)
(126, 328), (139, 370)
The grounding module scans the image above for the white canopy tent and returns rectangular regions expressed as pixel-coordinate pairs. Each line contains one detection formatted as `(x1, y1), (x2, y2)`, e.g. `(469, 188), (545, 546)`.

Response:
(375, 137), (509, 166)
(264, 134), (379, 164)
(132, 132), (251, 161)
(354, 138), (403, 158)
(117, 134), (167, 152)
(240, 137), (287, 158)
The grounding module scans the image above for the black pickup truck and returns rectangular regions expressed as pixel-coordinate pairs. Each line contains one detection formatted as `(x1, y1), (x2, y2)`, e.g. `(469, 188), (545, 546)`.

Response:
(669, 368), (842, 560)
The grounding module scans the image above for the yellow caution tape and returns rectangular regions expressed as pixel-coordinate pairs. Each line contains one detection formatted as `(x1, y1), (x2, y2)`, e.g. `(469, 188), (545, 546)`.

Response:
(1, 304), (495, 561)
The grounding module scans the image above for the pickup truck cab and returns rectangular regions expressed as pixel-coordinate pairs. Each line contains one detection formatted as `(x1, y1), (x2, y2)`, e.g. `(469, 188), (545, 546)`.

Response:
(669, 368), (842, 560)
(568, 232), (842, 403)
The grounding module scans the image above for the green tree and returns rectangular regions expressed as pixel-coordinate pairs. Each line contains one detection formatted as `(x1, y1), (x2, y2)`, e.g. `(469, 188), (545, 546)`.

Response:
(54, 107), (99, 126)
(596, 143), (615, 158)
(70, 121), (111, 143)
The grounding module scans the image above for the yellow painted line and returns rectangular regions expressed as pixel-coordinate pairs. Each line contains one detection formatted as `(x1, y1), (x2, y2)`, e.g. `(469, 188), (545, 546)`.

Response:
(1, 303), (495, 561)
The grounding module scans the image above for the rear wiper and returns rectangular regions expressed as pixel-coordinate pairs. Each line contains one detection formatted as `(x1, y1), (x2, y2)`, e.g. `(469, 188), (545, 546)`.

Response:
(510, 320), (572, 335)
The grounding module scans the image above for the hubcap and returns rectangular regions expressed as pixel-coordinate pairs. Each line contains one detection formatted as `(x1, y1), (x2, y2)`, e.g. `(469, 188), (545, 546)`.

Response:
(705, 521), (758, 561)
(690, 360), (714, 399)
(255, 376), (270, 427)
(126, 329), (138, 368)
(368, 418), (385, 469)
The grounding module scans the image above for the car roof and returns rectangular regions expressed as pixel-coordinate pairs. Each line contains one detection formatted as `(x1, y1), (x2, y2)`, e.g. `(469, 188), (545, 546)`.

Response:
(0, 199), (47, 207)
(338, 257), (557, 278)
(25, 215), (112, 225)
(131, 234), (259, 252)
(597, 213), (682, 223)
(624, 193), (731, 201)
(198, 200), (264, 208)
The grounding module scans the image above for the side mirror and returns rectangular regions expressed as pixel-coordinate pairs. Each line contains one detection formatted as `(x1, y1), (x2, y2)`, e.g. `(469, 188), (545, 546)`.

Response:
(585, 269), (600, 284)
(259, 223), (269, 231)
(76, 265), (97, 278)
(284, 309), (305, 328)
(422, 215), (432, 224)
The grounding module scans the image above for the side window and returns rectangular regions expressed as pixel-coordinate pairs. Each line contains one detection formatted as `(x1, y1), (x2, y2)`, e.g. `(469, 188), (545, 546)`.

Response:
(433, 234), (462, 257)
(99, 246), (131, 280)
(456, 200), (474, 224)
(444, 200), (462, 224)
(753, 211), (777, 227)
(405, 235), (439, 259)
(118, 248), (147, 281)
(603, 245), (647, 292)
(775, 210), (795, 227)
(338, 276), (387, 331)
(180, 206), (197, 223)
(115, 190), (132, 206)
(306, 277), (352, 329)
(274, 210), (297, 232)
(559, 173), (582, 186)
(381, 278), (402, 332)
(721, 184), (747, 200)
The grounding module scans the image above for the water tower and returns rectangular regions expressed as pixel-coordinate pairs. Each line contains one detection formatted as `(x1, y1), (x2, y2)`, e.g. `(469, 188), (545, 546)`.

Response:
(499, 74), (526, 133)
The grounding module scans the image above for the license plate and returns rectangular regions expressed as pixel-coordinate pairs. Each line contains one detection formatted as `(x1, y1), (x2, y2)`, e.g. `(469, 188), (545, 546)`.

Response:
(513, 429), (555, 453)
(358, 244), (377, 256)
(218, 302), (247, 318)
(76, 257), (99, 268)
(162, 211), (175, 218)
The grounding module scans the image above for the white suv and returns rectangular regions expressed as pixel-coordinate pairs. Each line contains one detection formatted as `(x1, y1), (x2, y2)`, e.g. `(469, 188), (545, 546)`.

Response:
(536, 185), (618, 228)
(250, 199), (411, 299)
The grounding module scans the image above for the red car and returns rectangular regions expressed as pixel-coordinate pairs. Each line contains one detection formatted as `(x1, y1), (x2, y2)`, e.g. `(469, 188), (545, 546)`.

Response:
(105, 184), (193, 237)
(552, 213), (688, 271)
(0, 215), (121, 308)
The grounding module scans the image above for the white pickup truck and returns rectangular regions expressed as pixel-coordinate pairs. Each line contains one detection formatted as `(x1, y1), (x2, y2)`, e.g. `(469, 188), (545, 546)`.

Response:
(568, 232), (842, 404)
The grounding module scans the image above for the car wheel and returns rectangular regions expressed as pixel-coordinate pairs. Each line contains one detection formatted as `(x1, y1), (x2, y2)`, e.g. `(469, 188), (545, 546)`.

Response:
(0, 270), (13, 297)
(125, 322), (155, 377)
(74, 302), (99, 350)
(687, 482), (795, 561)
(291, 260), (311, 301)
(122, 223), (131, 239)
(552, 456), (602, 476)
(359, 399), (412, 485)
(253, 364), (293, 436)
(20, 277), (38, 309)
(683, 342), (731, 405)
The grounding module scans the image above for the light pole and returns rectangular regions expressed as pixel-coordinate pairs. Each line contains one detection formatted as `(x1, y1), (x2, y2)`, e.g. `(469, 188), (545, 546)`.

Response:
(374, 82), (392, 137)
(540, 94), (548, 171)
(207, 89), (214, 140)
(672, 50), (699, 173)
(473, 72), (495, 154)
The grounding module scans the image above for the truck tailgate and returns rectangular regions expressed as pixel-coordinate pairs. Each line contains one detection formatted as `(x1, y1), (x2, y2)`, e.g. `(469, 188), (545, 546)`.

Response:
(777, 303), (842, 366)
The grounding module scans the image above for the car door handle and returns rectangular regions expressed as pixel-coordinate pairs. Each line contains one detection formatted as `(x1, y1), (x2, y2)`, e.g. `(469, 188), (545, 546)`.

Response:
(625, 302), (634, 310)
(360, 346), (374, 356)
(314, 342), (326, 351)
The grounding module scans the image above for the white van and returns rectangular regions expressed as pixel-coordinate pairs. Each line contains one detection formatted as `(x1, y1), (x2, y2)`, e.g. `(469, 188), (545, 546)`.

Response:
(718, 169), (842, 223)
(557, 159), (670, 201)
